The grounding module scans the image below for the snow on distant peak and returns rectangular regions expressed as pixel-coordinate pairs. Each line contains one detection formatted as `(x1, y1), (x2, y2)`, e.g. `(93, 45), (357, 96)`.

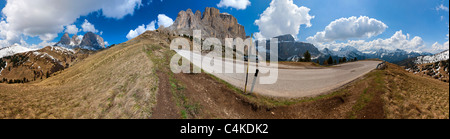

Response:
(415, 49), (449, 64)
(0, 44), (35, 58)
(49, 46), (75, 54)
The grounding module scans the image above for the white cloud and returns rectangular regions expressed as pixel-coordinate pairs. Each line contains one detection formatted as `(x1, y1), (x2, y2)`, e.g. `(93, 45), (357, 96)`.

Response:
(436, 4), (449, 12)
(126, 14), (173, 40)
(81, 19), (99, 33)
(101, 0), (143, 19)
(312, 30), (427, 53)
(217, 0), (251, 10)
(157, 14), (174, 28)
(0, 0), (143, 48)
(307, 16), (388, 43)
(429, 34), (449, 53)
(126, 21), (156, 40)
(254, 0), (314, 39)
(0, 20), (20, 47)
(65, 25), (80, 35)
(430, 41), (449, 53)
(39, 33), (59, 42)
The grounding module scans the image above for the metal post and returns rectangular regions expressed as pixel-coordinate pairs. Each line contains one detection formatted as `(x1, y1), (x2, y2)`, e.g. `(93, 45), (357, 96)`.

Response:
(250, 69), (259, 94)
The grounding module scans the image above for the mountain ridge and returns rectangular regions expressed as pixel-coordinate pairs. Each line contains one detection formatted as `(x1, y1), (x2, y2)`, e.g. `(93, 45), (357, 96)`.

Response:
(55, 32), (105, 50)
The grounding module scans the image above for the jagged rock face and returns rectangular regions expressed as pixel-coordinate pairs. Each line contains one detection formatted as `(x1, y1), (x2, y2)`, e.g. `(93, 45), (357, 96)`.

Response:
(55, 32), (104, 50)
(71, 35), (81, 46)
(79, 32), (105, 50)
(56, 33), (71, 46)
(168, 7), (246, 40)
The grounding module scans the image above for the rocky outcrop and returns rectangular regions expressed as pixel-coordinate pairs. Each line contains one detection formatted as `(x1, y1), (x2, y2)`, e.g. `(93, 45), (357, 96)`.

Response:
(55, 32), (104, 50)
(79, 32), (105, 50)
(71, 35), (81, 46)
(56, 33), (71, 46)
(167, 7), (247, 40)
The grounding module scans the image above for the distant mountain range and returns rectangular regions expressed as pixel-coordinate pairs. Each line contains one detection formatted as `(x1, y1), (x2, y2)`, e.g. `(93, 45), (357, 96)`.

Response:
(55, 32), (105, 50)
(253, 34), (432, 63)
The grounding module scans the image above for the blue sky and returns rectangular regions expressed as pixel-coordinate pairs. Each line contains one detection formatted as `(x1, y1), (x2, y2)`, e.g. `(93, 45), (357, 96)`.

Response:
(0, 0), (449, 53)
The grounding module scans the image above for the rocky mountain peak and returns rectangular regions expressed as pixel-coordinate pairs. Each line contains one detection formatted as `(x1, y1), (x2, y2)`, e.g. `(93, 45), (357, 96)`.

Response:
(168, 7), (246, 40)
(71, 35), (81, 46)
(79, 32), (105, 50)
(55, 32), (104, 50)
(274, 34), (295, 42)
(57, 33), (71, 46)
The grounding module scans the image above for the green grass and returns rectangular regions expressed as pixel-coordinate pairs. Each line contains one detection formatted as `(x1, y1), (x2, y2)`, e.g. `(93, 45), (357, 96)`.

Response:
(145, 44), (201, 119)
(349, 70), (385, 119)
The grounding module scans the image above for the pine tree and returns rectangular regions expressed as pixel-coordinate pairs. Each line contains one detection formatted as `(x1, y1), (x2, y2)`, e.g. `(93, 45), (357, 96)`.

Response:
(327, 56), (333, 66)
(343, 57), (347, 63)
(303, 51), (311, 62)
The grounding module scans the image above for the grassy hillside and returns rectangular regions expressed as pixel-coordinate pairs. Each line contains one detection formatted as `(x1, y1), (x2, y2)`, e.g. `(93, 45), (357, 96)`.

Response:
(0, 31), (169, 119)
(382, 63), (449, 119)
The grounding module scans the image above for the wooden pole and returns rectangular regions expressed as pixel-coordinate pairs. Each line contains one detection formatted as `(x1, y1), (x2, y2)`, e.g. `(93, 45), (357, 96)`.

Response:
(244, 34), (253, 94)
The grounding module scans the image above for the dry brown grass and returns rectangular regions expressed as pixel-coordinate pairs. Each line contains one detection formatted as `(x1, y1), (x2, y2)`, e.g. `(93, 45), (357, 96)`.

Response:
(0, 31), (170, 119)
(382, 63), (449, 119)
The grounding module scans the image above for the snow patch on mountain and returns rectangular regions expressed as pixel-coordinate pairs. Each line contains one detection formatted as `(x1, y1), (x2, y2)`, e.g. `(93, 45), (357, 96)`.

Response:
(0, 44), (35, 58)
(0, 61), (6, 76)
(415, 50), (449, 64)
(49, 46), (75, 54)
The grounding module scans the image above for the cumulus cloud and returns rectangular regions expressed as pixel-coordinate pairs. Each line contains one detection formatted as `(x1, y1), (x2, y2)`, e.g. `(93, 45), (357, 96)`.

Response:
(0, 0), (143, 48)
(126, 14), (173, 40)
(313, 30), (427, 53)
(101, 0), (143, 19)
(157, 14), (174, 28)
(429, 34), (449, 53)
(307, 16), (388, 43)
(254, 0), (314, 40)
(0, 20), (20, 47)
(217, 0), (251, 10)
(126, 21), (156, 40)
(81, 19), (99, 33)
(65, 25), (80, 34)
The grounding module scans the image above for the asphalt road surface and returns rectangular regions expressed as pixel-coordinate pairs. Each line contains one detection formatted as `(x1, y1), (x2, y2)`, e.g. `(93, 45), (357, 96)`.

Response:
(176, 50), (381, 98)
